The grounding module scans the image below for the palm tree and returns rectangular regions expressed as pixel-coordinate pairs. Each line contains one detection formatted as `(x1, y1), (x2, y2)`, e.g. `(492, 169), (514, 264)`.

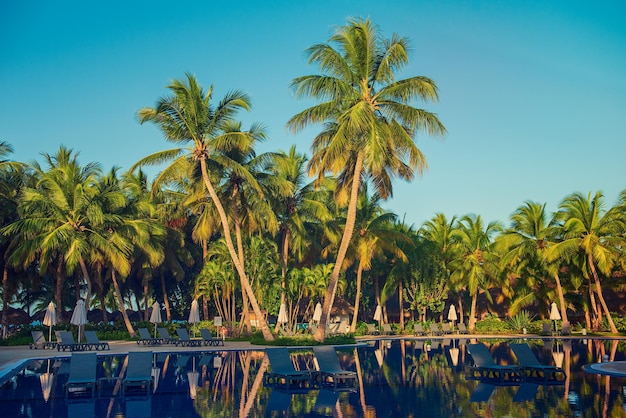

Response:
(549, 192), (625, 333)
(346, 190), (409, 332)
(287, 18), (445, 341)
(3, 147), (115, 320)
(420, 213), (462, 317)
(450, 214), (502, 331)
(264, 146), (334, 303)
(0, 142), (26, 337)
(135, 74), (274, 340)
(497, 201), (569, 322)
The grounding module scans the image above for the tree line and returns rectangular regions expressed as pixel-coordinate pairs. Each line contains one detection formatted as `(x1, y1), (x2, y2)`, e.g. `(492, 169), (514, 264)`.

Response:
(1, 18), (624, 341)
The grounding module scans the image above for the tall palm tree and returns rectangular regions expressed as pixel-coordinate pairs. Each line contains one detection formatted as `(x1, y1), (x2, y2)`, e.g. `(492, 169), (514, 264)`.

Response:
(264, 146), (334, 303)
(420, 213), (462, 317)
(497, 201), (569, 322)
(135, 74), (274, 340)
(3, 147), (117, 320)
(0, 142), (26, 337)
(287, 18), (445, 341)
(549, 192), (625, 333)
(450, 214), (502, 331)
(346, 190), (409, 332)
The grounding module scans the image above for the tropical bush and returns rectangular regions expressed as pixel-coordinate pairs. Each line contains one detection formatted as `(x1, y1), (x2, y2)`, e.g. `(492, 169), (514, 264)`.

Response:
(507, 310), (535, 333)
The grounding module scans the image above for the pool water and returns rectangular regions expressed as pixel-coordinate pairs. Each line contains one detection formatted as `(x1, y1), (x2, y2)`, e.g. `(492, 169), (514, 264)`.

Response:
(1, 338), (625, 417)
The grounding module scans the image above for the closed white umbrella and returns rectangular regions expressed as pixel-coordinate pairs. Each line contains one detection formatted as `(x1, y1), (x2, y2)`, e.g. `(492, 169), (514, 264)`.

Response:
(188, 299), (200, 337)
(70, 300), (87, 342)
(43, 302), (57, 343)
(550, 302), (561, 334)
(373, 304), (382, 332)
(447, 305), (458, 332)
(277, 303), (288, 324)
(150, 302), (162, 338)
(312, 303), (322, 323)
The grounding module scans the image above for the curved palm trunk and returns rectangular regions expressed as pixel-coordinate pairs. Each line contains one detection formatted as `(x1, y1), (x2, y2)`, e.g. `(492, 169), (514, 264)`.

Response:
(399, 276), (404, 330)
(588, 254), (618, 333)
(160, 272), (172, 321)
(55, 258), (64, 322)
(78, 257), (92, 314)
(199, 158), (273, 341)
(314, 153), (364, 342)
(350, 264), (364, 332)
(231, 193), (252, 335)
(111, 270), (136, 338)
(280, 228), (290, 305)
(1, 264), (8, 339)
(553, 272), (569, 324)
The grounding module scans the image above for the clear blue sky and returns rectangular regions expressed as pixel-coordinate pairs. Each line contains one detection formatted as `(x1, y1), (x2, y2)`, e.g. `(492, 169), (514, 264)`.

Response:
(2, 0), (625, 228)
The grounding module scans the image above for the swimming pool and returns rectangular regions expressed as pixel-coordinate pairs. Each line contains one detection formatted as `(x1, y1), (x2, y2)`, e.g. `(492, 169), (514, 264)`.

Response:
(0, 338), (624, 417)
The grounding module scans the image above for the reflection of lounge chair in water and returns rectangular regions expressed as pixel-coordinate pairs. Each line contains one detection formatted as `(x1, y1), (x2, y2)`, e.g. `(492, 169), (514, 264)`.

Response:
(123, 351), (153, 396)
(264, 348), (312, 390)
(467, 343), (523, 382)
(313, 346), (357, 390)
(65, 352), (98, 398)
(314, 389), (340, 413)
(513, 382), (539, 403)
(266, 389), (293, 415)
(470, 382), (496, 402)
(510, 343), (566, 382)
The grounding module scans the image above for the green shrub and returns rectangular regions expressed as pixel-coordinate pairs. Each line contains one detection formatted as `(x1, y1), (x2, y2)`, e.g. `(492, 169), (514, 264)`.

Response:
(475, 314), (511, 334)
(507, 311), (536, 333)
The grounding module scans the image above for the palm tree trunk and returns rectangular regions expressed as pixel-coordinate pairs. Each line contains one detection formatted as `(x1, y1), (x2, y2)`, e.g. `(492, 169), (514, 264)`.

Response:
(314, 152), (364, 342)
(143, 282), (149, 321)
(458, 295), (465, 326)
(469, 291), (478, 331)
(111, 270), (136, 338)
(199, 158), (273, 341)
(350, 264), (364, 332)
(589, 255), (618, 333)
(78, 257), (92, 315)
(1, 263), (8, 339)
(160, 272), (172, 321)
(55, 258), (64, 322)
(588, 282), (600, 329)
(232, 191), (252, 335)
(280, 228), (290, 305)
(399, 276), (404, 330)
(553, 272), (569, 324)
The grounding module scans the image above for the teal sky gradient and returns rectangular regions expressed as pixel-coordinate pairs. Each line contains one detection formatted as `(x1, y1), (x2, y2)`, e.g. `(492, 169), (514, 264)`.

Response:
(1, 0), (625, 227)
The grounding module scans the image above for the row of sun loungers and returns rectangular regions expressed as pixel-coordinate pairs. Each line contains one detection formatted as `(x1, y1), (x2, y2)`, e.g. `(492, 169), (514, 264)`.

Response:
(136, 327), (223, 346)
(264, 346), (357, 391)
(65, 351), (154, 399)
(467, 342), (566, 383)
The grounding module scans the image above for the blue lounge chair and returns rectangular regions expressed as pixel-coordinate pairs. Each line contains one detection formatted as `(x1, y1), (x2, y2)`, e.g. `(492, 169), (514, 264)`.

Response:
(175, 328), (203, 347)
(57, 330), (87, 351)
(510, 343), (566, 382)
(137, 328), (162, 345)
(264, 348), (312, 390)
(200, 328), (224, 346)
(65, 352), (98, 398)
(84, 330), (110, 350)
(467, 343), (523, 382)
(313, 346), (357, 389)
(123, 351), (153, 396)
(30, 330), (56, 349)
(157, 327), (178, 344)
